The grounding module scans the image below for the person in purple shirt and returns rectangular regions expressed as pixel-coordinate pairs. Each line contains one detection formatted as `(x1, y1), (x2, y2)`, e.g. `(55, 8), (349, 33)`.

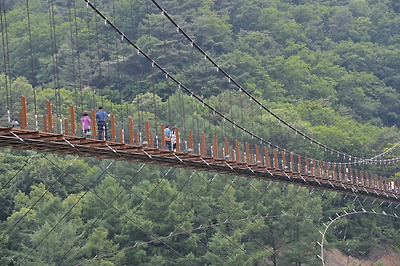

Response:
(81, 111), (91, 137)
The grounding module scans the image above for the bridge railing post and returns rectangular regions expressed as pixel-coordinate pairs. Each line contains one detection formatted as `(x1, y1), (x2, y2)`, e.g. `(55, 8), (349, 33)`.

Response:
(128, 117), (134, 144)
(213, 135), (218, 158)
(188, 130), (193, 153)
(319, 160), (323, 178)
(201, 133), (206, 156)
(135, 131), (140, 146)
(281, 150), (286, 171)
(225, 137), (230, 160)
(255, 144), (260, 165)
(70, 105), (76, 135)
(245, 142), (250, 163)
(46, 100), (53, 133)
(235, 140), (240, 162)
(297, 155), (302, 174)
(144, 121), (150, 146)
(273, 149), (279, 170)
(312, 159), (317, 177)
(360, 170), (364, 187)
(290, 152), (294, 172)
(338, 164), (342, 182)
(354, 169), (359, 185)
(90, 109), (96, 138)
(161, 124), (165, 149)
(305, 157), (309, 175)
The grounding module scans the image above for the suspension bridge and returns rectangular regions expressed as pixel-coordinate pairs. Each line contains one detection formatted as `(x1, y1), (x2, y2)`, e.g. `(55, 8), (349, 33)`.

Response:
(0, 0), (398, 204)
(1, 0), (400, 265)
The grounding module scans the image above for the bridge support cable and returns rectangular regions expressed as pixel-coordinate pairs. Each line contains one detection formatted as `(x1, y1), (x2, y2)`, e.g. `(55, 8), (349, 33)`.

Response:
(60, 161), (146, 264)
(47, 0), (62, 133)
(145, 148), (268, 264)
(63, 136), (224, 262)
(143, 145), (266, 263)
(318, 210), (399, 266)
(67, 1), (79, 130)
(27, 151), (196, 265)
(63, 138), (229, 265)
(25, 0), (39, 130)
(110, 0), (125, 136)
(2, 118), (400, 204)
(93, 0), (104, 108)
(9, 133), (195, 265)
(82, 0), (319, 166)
(0, 149), (79, 245)
(19, 159), (115, 265)
(0, 151), (37, 191)
(178, 154), (288, 261)
(78, 211), (317, 265)
(2, 129), (400, 262)
(84, 3), (96, 111)
(199, 154), (332, 263)
(73, 0), (85, 117)
(0, 0), (11, 125)
(148, 0), (400, 166)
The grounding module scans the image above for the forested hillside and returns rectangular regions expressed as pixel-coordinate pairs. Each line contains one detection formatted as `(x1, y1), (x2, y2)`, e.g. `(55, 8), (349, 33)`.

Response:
(1, 0), (400, 264)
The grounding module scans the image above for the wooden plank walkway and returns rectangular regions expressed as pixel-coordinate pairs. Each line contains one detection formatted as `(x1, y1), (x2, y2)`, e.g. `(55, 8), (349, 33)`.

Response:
(0, 126), (399, 203)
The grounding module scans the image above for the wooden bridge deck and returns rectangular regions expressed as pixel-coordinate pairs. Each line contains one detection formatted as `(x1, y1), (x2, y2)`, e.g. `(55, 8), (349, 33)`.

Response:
(0, 126), (399, 203)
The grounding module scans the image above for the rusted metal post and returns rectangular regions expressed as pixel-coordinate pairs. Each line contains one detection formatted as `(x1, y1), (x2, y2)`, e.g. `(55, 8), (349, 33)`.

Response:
(305, 157), (309, 175)
(225, 137), (230, 159)
(46, 100), (53, 132)
(213, 135), (218, 158)
(264, 147), (270, 168)
(255, 144), (260, 164)
(326, 162), (330, 179)
(161, 124), (165, 149)
(281, 150), (286, 170)
(235, 140), (240, 162)
(354, 169), (359, 185)
(319, 161), (323, 178)
(246, 142), (250, 163)
(201, 133), (206, 156)
(135, 131), (140, 146)
(273, 149), (279, 169)
(70, 105), (76, 135)
(312, 159), (317, 177)
(332, 164), (337, 181)
(298, 155), (302, 174)
(90, 109), (96, 138)
(290, 153), (295, 172)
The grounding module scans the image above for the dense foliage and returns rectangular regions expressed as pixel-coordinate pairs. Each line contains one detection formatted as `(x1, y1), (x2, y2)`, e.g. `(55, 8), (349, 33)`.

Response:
(1, 0), (400, 264)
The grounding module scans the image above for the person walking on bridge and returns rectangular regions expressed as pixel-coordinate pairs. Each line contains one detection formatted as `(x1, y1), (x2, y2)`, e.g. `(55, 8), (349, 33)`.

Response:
(164, 124), (172, 150)
(96, 106), (109, 140)
(81, 111), (91, 137)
